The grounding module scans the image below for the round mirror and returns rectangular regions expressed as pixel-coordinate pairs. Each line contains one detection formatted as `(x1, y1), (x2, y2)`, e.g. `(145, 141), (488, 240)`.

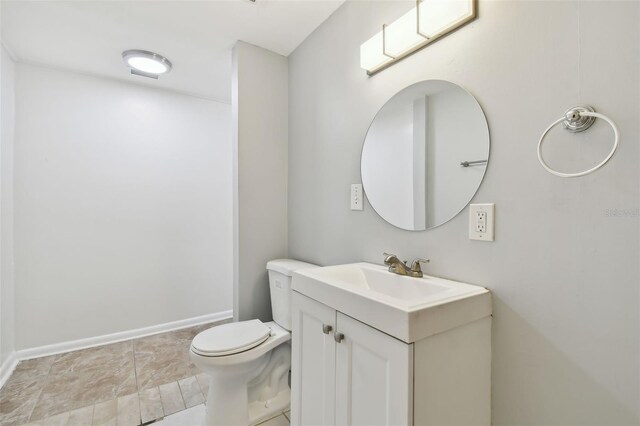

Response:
(361, 80), (489, 231)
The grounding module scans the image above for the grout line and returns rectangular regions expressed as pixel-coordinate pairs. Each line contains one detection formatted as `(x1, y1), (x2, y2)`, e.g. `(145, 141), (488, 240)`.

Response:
(89, 404), (96, 425)
(196, 374), (209, 401)
(23, 357), (57, 422)
(138, 386), (165, 425)
(25, 382), (46, 423)
(176, 378), (188, 408)
(135, 389), (143, 425)
(155, 386), (165, 423)
(44, 357), (56, 376)
(193, 374), (206, 403)
(177, 379), (188, 411)
(155, 383), (167, 421)
(132, 337), (140, 393)
(178, 375), (205, 409)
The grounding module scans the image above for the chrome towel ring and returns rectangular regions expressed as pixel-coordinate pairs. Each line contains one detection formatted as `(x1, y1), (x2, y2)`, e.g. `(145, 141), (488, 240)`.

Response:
(537, 106), (619, 178)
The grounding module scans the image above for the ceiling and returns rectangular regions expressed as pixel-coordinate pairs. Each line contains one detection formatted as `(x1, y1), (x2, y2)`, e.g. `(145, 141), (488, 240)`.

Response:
(1, 0), (344, 103)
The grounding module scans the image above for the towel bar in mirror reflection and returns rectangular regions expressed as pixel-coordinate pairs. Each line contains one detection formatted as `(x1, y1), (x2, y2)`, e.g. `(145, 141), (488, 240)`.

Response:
(460, 160), (488, 168)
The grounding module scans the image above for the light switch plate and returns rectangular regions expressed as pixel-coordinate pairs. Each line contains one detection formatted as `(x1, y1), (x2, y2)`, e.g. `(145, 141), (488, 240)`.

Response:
(469, 203), (495, 241)
(351, 184), (363, 211)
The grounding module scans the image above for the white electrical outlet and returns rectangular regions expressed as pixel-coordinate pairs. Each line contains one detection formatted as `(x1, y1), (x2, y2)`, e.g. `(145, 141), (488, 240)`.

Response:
(475, 211), (487, 232)
(351, 184), (363, 211)
(469, 203), (495, 241)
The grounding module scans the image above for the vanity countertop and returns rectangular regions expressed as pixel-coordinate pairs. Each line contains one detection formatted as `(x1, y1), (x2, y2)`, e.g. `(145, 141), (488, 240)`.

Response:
(292, 262), (491, 343)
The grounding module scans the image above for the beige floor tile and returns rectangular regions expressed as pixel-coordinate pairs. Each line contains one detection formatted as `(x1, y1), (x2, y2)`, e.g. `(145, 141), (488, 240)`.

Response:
(7, 356), (56, 384)
(41, 410), (70, 426)
(116, 393), (141, 426)
(49, 342), (134, 377)
(30, 340), (136, 421)
(177, 376), (204, 408)
(30, 365), (137, 420)
(133, 340), (195, 390)
(92, 399), (117, 426)
(138, 387), (164, 424)
(158, 382), (185, 416)
(195, 373), (210, 398)
(283, 410), (290, 421)
(67, 405), (94, 426)
(0, 376), (44, 426)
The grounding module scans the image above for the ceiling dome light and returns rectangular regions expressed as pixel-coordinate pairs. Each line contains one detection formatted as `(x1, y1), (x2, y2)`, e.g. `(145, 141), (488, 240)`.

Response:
(122, 50), (172, 78)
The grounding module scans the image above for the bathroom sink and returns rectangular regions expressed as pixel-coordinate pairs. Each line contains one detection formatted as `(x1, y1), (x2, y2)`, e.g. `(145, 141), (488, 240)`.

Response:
(292, 262), (491, 343)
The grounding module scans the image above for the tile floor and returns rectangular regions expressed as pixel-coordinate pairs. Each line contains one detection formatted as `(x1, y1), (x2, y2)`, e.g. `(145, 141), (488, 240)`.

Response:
(0, 320), (238, 426)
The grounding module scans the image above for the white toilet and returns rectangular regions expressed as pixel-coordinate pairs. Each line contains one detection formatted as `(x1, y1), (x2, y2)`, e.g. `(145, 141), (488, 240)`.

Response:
(190, 259), (316, 426)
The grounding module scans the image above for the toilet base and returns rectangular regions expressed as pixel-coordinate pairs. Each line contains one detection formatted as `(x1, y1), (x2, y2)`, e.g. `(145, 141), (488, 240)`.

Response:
(201, 380), (290, 426)
(204, 375), (252, 426)
(248, 387), (290, 426)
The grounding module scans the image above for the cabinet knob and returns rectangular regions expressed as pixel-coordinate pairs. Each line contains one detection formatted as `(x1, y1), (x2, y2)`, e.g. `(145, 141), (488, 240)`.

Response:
(322, 324), (333, 334)
(334, 332), (345, 343)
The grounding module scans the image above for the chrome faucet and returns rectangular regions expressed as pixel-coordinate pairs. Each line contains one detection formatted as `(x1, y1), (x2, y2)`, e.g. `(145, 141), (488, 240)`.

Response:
(383, 253), (429, 278)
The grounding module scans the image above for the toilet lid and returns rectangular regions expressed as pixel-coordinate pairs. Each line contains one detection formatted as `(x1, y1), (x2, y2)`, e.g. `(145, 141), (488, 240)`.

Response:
(191, 319), (272, 357)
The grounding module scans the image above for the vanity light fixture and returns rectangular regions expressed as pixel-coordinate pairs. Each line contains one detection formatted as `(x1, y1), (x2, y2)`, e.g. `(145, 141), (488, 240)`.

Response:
(360, 0), (477, 75)
(122, 49), (172, 79)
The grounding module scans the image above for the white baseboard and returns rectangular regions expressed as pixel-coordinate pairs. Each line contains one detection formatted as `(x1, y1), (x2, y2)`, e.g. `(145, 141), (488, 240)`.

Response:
(14, 310), (233, 363)
(0, 352), (19, 389)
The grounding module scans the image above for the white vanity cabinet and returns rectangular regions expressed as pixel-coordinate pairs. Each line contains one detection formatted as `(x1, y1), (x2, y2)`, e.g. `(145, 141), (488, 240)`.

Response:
(290, 291), (337, 426)
(334, 311), (413, 426)
(291, 292), (412, 426)
(290, 290), (491, 426)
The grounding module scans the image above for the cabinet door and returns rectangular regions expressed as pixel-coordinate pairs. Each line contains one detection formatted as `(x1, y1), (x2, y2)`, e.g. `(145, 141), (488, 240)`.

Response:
(291, 292), (337, 426)
(335, 313), (413, 426)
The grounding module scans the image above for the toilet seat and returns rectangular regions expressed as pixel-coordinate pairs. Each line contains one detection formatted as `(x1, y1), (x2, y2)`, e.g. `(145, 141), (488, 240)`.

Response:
(191, 321), (290, 367)
(191, 319), (272, 357)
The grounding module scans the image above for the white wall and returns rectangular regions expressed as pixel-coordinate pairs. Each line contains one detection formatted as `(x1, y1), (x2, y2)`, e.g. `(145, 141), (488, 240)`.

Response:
(288, 1), (639, 424)
(13, 64), (233, 349)
(0, 45), (16, 369)
(232, 41), (289, 322)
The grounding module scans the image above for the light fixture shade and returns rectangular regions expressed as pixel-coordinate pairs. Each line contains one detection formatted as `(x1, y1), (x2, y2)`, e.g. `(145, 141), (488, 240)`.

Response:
(418, 0), (473, 37)
(360, 32), (392, 71)
(122, 50), (172, 75)
(360, 0), (476, 75)
(384, 8), (424, 58)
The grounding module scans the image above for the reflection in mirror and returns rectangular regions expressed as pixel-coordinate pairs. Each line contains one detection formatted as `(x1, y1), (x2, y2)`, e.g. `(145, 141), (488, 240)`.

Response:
(361, 80), (489, 231)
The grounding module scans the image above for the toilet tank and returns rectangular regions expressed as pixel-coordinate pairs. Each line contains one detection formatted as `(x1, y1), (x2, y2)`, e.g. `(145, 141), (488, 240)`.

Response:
(266, 259), (317, 331)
